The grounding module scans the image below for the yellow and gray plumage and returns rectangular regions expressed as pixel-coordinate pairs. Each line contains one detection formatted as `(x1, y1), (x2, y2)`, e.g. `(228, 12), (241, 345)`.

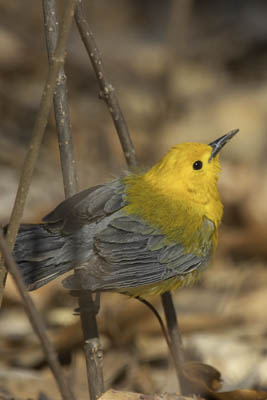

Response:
(13, 130), (238, 297)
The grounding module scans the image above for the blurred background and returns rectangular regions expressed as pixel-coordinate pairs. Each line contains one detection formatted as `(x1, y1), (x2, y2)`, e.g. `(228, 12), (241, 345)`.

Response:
(0, 0), (267, 398)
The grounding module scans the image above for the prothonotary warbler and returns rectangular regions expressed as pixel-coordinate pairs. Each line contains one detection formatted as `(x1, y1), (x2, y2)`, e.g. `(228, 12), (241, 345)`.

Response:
(13, 129), (238, 297)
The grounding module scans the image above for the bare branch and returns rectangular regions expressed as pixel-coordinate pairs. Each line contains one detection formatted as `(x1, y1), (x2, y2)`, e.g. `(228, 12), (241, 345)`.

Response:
(43, 1), (104, 399)
(0, 1), (79, 398)
(74, 1), (137, 168)
(162, 291), (185, 393)
(43, 0), (78, 198)
(0, 0), (78, 307)
(78, 292), (104, 400)
(136, 297), (172, 352)
(0, 229), (75, 400)
(137, 295), (184, 393)
(7, 0), (78, 249)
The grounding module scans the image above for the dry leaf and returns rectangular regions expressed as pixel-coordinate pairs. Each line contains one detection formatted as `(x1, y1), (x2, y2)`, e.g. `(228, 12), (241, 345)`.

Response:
(180, 361), (267, 399)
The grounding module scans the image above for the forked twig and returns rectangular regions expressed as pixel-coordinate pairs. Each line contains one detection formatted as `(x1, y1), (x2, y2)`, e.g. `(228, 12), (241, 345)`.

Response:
(0, 229), (75, 400)
(73, 1), (185, 392)
(0, 1), (78, 398)
(43, 1), (104, 399)
(6, 0), (78, 250)
(0, 0), (78, 309)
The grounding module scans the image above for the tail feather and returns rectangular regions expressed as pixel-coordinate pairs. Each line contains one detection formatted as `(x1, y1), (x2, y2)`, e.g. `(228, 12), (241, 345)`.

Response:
(14, 224), (71, 291)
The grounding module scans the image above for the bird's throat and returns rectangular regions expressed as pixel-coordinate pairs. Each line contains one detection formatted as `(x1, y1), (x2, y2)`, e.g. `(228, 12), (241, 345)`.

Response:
(123, 174), (222, 250)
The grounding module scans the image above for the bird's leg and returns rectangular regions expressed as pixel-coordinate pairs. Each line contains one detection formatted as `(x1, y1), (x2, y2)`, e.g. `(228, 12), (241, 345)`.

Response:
(136, 294), (184, 393)
(93, 292), (101, 314)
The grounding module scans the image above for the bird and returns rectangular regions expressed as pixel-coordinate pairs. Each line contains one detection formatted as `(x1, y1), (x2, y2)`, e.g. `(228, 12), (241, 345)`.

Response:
(13, 129), (238, 297)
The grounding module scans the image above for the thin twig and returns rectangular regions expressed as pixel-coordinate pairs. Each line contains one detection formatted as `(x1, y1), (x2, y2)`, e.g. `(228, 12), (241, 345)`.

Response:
(43, 0), (78, 198)
(74, 0), (137, 169)
(162, 291), (185, 391)
(136, 297), (172, 353)
(161, 292), (184, 363)
(78, 293), (104, 400)
(136, 296), (183, 391)
(74, 0), (185, 392)
(0, 0), (78, 308)
(42, 1), (104, 399)
(7, 0), (77, 249)
(0, 229), (75, 400)
(0, 1), (78, 398)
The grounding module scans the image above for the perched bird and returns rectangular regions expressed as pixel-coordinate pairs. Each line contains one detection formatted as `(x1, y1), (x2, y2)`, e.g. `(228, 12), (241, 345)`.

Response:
(14, 130), (238, 297)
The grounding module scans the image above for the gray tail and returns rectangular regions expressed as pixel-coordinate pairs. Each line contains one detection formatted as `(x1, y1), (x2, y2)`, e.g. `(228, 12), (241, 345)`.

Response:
(13, 224), (71, 291)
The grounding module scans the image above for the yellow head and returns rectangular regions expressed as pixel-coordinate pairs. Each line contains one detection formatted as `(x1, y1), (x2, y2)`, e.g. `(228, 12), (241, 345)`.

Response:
(124, 130), (238, 243)
(144, 129), (239, 208)
(145, 142), (220, 201)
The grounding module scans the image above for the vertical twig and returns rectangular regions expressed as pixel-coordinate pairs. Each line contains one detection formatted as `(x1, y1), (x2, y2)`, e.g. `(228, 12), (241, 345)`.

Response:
(78, 293), (104, 400)
(137, 296), (184, 390)
(43, 0), (78, 198)
(0, 229), (75, 400)
(162, 292), (185, 390)
(42, 1), (104, 399)
(73, 1), (185, 393)
(0, 0), (78, 309)
(6, 0), (78, 249)
(0, 1), (78, 398)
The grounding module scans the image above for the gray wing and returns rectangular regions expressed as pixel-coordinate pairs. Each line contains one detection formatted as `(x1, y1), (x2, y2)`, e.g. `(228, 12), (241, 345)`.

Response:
(63, 215), (214, 292)
(43, 179), (126, 234)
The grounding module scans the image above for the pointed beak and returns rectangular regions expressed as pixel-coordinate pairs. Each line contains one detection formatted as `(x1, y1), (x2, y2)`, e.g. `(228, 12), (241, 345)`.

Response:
(208, 129), (239, 162)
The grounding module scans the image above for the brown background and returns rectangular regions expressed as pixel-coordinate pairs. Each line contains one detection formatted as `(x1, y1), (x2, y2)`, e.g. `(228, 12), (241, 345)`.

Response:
(0, 1), (267, 398)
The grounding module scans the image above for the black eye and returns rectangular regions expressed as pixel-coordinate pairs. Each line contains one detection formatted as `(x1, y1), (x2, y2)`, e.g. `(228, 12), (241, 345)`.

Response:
(193, 160), (203, 170)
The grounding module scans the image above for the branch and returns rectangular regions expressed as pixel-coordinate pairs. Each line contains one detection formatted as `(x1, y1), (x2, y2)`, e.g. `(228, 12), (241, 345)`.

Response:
(0, 0), (79, 308)
(162, 291), (185, 392)
(137, 295), (184, 392)
(136, 297), (172, 354)
(42, 1), (104, 399)
(42, 0), (78, 198)
(74, 1), (137, 169)
(0, 229), (75, 400)
(7, 0), (77, 249)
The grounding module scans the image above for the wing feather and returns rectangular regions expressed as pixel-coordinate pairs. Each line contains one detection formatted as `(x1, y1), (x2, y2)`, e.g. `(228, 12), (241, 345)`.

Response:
(43, 179), (126, 234)
(63, 214), (214, 292)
